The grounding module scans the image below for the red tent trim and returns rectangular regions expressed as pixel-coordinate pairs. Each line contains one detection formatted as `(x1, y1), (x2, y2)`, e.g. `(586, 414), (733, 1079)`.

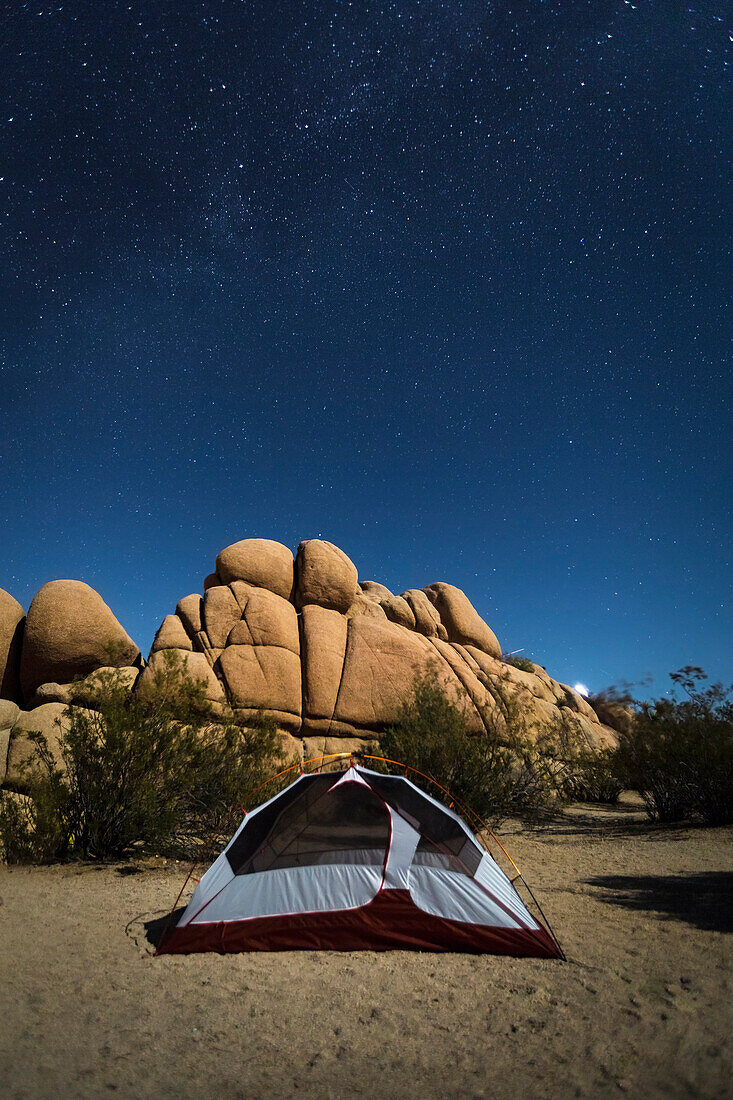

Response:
(158, 887), (559, 957)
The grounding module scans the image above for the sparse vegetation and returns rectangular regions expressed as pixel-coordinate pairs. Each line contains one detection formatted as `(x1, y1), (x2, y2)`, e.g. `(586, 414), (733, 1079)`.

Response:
(613, 667), (733, 825)
(0, 785), (68, 864)
(366, 677), (521, 823)
(504, 654), (537, 673)
(5, 656), (728, 868)
(366, 668), (733, 825)
(0, 653), (290, 863)
(365, 676), (591, 825)
(561, 746), (624, 804)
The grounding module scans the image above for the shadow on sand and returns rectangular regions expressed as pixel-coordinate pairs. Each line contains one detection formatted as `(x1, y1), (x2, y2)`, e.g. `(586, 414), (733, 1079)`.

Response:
(142, 907), (186, 949)
(586, 872), (733, 933)
(536, 799), (695, 843)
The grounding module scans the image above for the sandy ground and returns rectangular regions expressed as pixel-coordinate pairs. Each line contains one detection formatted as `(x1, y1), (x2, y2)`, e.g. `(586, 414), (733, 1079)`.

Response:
(1, 797), (731, 1100)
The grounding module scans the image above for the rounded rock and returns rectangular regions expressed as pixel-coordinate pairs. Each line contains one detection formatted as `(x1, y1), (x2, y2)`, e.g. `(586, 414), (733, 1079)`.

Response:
(151, 615), (193, 653)
(20, 580), (140, 698)
(216, 539), (295, 601)
(0, 589), (25, 704)
(423, 582), (501, 658)
(400, 590), (441, 637)
(360, 581), (394, 601)
(295, 539), (358, 613)
(379, 594), (416, 630)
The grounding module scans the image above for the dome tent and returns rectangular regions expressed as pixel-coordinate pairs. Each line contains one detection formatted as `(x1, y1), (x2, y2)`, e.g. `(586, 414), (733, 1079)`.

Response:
(157, 763), (562, 957)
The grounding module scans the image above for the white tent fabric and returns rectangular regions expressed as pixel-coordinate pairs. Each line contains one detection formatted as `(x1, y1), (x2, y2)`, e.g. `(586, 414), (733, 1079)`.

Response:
(159, 765), (560, 957)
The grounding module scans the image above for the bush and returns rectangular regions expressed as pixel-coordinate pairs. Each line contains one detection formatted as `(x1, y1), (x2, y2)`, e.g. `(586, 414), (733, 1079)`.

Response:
(367, 676), (578, 825)
(614, 668), (733, 825)
(0, 654), (290, 863)
(0, 786), (67, 864)
(561, 747), (623, 804)
(504, 655), (537, 674)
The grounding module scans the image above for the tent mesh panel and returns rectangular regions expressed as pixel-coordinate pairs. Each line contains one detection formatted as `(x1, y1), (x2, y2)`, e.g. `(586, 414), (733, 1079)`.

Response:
(231, 780), (391, 875)
(364, 773), (482, 876)
(226, 774), (336, 873)
(412, 834), (480, 875)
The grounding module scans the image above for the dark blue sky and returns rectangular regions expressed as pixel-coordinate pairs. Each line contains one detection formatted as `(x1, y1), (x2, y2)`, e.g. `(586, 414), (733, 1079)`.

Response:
(1, 1), (730, 695)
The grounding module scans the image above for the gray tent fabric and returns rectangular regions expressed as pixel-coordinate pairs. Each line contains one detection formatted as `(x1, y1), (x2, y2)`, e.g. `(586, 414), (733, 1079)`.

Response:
(158, 766), (561, 957)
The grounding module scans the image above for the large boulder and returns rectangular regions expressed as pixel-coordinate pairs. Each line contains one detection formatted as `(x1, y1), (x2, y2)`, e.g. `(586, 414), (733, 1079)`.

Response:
(423, 582), (502, 657)
(216, 538), (295, 601)
(151, 615), (192, 653)
(175, 594), (203, 636)
(379, 593), (416, 630)
(203, 585), (242, 648)
(194, 580), (303, 731)
(20, 581), (140, 698)
(218, 645), (301, 732)
(301, 605), (349, 730)
(126, 536), (618, 753)
(0, 699), (20, 786)
(295, 540), (358, 613)
(345, 593), (388, 621)
(428, 637), (501, 731)
(399, 590), (442, 638)
(331, 617), (484, 735)
(359, 581), (393, 601)
(460, 647), (556, 705)
(0, 590), (25, 704)
(228, 583), (299, 653)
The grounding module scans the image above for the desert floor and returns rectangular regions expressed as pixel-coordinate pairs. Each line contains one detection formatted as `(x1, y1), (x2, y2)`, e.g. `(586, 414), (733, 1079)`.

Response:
(1, 797), (731, 1099)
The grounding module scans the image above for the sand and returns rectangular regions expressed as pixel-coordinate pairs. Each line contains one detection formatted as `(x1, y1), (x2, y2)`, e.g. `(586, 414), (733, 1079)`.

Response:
(1, 797), (731, 1099)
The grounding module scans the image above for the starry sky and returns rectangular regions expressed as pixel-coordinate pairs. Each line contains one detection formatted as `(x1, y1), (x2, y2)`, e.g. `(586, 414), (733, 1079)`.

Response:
(1, 1), (730, 696)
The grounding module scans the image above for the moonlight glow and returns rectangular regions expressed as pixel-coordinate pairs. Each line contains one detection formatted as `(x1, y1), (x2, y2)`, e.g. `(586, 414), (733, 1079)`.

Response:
(574, 683), (589, 697)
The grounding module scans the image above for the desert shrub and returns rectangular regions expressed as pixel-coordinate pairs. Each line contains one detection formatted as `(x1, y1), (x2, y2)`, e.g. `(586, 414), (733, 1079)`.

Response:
(370, 678), (517, 823)
(368, 677), (574, 825)
(528, 705), (624, 805)
(614, 668), (733, 825)
(516, 709), (624, 808)
(504, 655), (537, 673)
(0, 783), (68, 864)
(560, 747), (623, 804)
(0, 654), (289, 863)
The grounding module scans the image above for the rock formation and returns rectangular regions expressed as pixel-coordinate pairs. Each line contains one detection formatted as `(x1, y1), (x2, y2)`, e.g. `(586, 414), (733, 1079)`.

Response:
(0, 537), (618, 793)
(0, 590), (25, 705)
(20, 580), (140, 698)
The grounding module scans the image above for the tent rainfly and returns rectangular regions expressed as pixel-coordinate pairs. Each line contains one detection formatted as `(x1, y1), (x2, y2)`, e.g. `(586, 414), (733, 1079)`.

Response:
(157, 765), (561, 957)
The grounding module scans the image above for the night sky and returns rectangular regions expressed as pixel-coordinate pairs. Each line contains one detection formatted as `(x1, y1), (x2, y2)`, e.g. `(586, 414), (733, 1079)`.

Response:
(1, 1), (730, 696)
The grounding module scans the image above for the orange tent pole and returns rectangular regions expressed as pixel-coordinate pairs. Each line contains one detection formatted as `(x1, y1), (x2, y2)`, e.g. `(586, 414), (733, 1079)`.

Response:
(156, 751), (564, 960)
(356, 753), (565, 959)
(154, 753), (353, 955)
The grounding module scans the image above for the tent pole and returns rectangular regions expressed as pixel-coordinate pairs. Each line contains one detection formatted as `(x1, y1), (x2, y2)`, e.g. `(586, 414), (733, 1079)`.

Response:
(154, 753), (353, 954)
(357, 753), (565, 960)
(157, 751), (564, 960)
